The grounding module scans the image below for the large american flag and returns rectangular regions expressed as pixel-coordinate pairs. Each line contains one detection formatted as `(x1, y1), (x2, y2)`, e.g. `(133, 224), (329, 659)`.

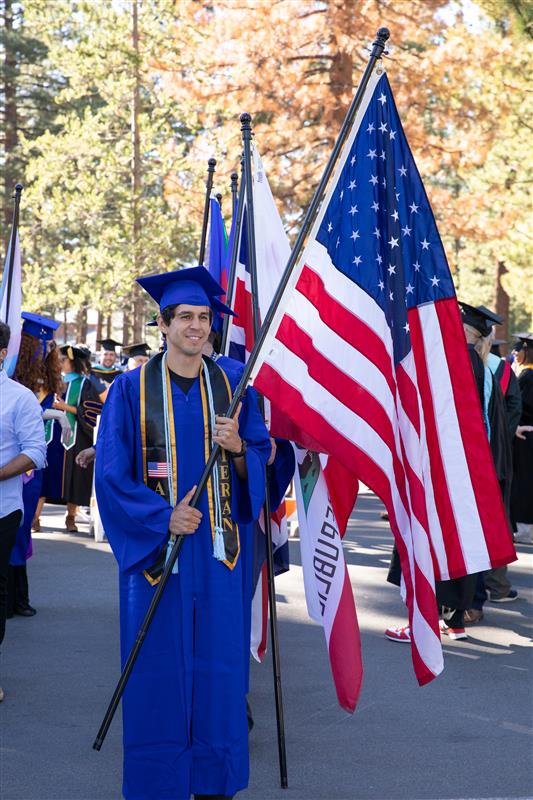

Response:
(250, 71), (516, 685)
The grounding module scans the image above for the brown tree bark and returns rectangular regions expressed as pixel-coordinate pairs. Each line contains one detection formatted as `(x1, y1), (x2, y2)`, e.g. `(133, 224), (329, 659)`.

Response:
(132, 289), (145, 342)
(494, 260), (510, 353)
(130, 0), (142, 342)
(122, 307), (130, 346)
(96, 309), (103, 342)
(76, 306), (88, 342)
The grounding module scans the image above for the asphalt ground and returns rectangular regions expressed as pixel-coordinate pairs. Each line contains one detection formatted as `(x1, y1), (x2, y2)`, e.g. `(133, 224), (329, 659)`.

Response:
(0, 493), (532, 800)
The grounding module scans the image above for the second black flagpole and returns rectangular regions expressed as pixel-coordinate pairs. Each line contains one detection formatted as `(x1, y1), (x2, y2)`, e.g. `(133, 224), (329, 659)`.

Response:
(4, 184), (23, 321)
(230, 171), (238, 218)
(220, 160), (245, 356)
(198, 157), (217, 265)
(93, 26), (389, 753)
(240, 111), (288, 789)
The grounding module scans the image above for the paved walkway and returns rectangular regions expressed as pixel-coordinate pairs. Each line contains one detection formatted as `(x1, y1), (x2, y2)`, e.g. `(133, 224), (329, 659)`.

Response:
(1, 495), (532, 799)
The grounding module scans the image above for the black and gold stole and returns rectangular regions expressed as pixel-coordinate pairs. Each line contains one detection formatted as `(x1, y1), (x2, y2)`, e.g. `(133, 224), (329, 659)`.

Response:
(139, 352), (240, 585)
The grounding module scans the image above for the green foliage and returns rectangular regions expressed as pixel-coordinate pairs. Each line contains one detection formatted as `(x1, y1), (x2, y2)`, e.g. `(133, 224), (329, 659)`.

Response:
(4, 0), (197, 336)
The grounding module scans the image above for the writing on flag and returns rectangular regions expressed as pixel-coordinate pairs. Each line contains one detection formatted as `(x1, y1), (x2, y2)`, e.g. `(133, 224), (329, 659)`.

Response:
(294, 447), (362, 713)
(250, 69), (515, 686)
(0, 230), (22, 377)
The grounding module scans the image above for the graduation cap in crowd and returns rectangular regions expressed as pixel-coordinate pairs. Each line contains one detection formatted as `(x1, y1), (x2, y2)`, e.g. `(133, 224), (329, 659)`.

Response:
(97, 338), (123, 352)
(136, 266), (236, 318)
(458, 301), (503, 338)
(21, 312), (60, 342)
(60, 344), (89, 361)
(512, 332), (533, 350)
(122, 342), (150, 358)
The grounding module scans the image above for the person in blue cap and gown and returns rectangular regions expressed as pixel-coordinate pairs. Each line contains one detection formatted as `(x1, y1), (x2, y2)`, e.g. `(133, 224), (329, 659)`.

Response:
(9, 313), (66, 615)
(95, 266), (272, 800)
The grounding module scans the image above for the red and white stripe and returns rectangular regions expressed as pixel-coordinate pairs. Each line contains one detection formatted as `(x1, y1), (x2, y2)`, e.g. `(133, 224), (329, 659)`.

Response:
(251, 236), (515, 685)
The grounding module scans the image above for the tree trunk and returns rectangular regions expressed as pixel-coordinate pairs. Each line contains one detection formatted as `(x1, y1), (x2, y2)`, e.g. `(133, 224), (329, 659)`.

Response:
(3, 0), (18, 234)
(130, 0), (142, 338)
(105, 314), (112, 339)
(122, 305), (132, 346)
(133, 288), (147, 342)
(76, 306), (88, 342)
(96, 309), (103, 342)
(494, 260), (510, 354)
(329, 47), (353, 129)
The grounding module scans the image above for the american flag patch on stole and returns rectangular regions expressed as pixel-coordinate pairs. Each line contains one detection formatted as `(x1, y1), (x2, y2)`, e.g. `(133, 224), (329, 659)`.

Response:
(147, 462), (169, 478)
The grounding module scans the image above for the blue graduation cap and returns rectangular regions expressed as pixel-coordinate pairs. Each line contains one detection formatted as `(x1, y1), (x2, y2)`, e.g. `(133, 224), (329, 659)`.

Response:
(136, 266), (236, 318)
(21, 312), (60, 342)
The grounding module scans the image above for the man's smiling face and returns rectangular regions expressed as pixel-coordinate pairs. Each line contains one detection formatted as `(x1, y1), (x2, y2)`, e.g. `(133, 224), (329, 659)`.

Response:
(159, 304), (212, 357)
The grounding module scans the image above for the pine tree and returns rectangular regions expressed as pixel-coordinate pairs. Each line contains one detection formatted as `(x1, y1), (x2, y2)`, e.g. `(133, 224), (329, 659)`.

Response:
(18, 0), (197, 341)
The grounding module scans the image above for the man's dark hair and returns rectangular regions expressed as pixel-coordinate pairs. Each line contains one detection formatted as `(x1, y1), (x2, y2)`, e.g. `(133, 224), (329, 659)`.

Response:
(0, 320), (11, 350)
(160, 305), (213, 327)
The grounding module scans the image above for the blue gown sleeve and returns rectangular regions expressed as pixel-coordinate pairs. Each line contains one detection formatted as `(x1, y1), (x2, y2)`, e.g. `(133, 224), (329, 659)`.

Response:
(230, 384), (271, 524)
(95, 376), (172, 574)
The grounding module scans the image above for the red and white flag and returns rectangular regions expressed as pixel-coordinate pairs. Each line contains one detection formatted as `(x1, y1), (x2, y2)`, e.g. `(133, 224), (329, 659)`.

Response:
(294, 447), (362, 712)
(249, 70), (516, 686)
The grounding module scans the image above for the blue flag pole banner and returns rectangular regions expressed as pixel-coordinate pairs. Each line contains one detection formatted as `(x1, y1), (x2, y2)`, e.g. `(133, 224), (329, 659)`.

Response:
(206, 194), (229, 291)
(0, 229), (22, 376)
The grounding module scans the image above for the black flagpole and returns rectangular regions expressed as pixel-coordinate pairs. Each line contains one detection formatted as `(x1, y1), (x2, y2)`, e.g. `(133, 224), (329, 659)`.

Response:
(93, 27), (389, 752)
(230, 171), (238, 218)
(241, 111), (288, 789)
(198, 157), (217, 265)
(215, 192), (222, 209)
(4, 184), (23, 321)
(220, 159), (245, 356)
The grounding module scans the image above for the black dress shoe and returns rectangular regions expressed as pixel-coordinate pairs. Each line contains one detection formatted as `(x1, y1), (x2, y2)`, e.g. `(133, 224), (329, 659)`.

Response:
(194, 795), (234, 799)
(14, 604), (37, 617)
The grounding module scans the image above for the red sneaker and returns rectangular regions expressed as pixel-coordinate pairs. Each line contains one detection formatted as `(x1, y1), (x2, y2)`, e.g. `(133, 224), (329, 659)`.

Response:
(439, 620), (467, 640)
(385, 624), (411, 642)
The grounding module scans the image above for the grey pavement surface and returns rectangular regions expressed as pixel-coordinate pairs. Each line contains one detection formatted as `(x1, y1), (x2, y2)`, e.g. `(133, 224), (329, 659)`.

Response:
(0, 494), (532, 800)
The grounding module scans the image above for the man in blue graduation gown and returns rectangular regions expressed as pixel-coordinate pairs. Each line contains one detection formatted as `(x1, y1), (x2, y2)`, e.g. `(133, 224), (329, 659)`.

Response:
(95, 267), (271, 800)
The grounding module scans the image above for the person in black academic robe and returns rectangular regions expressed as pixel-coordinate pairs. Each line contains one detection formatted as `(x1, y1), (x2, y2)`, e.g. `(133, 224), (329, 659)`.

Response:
(510, 335), (533, 532)
(461, 306), (516, 613)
